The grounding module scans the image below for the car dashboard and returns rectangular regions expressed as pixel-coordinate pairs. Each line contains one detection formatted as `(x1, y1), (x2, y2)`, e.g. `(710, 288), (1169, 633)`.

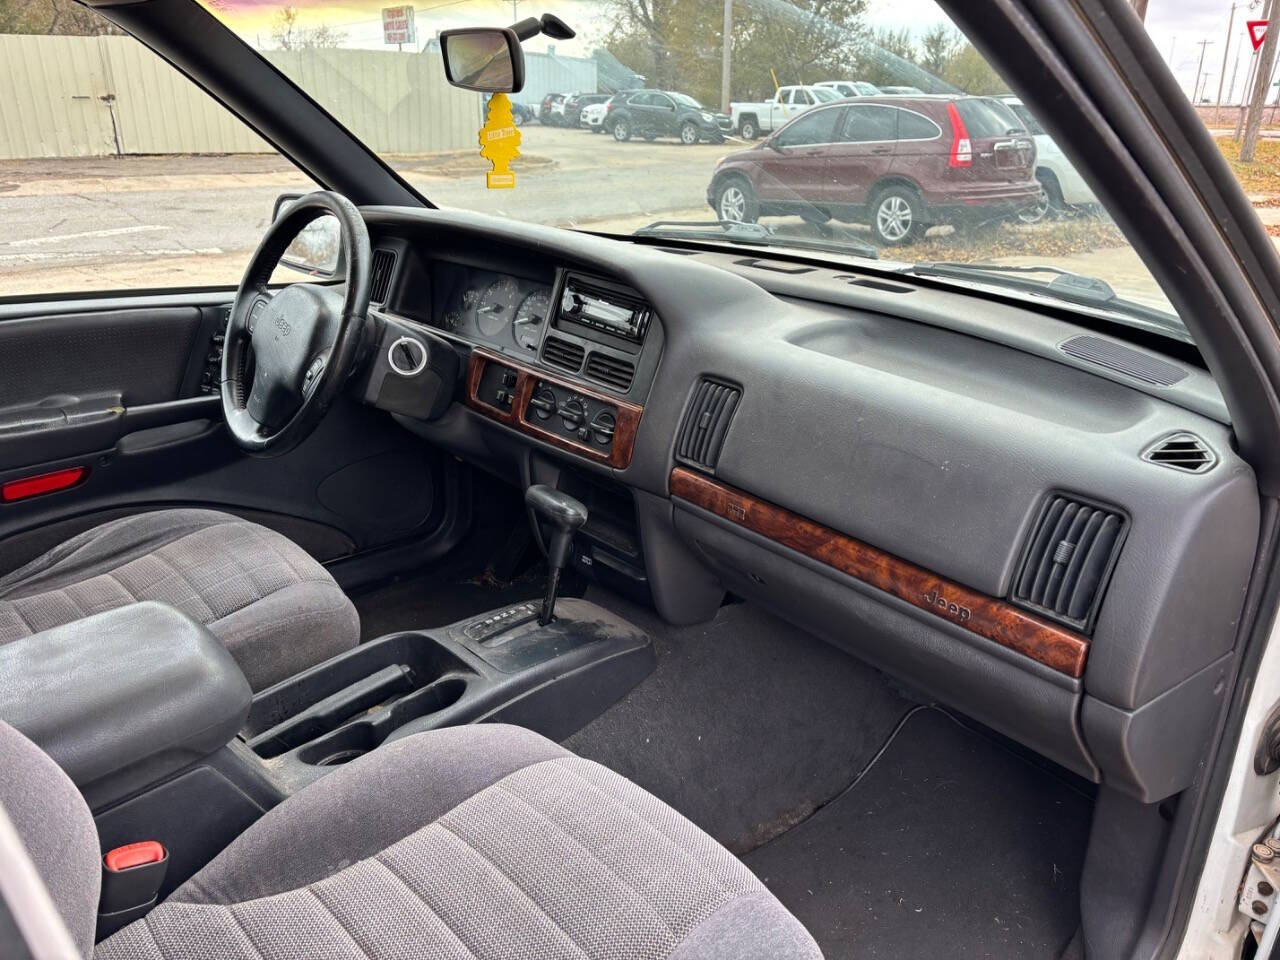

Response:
(360, 205), (1257, 810)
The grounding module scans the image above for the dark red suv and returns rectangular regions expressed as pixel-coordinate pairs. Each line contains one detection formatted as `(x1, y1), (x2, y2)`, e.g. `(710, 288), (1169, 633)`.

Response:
(706, 95), (1039, 245)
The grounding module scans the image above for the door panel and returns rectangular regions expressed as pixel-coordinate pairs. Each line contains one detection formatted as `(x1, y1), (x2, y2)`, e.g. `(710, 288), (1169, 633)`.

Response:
(0, 293), (464, 587)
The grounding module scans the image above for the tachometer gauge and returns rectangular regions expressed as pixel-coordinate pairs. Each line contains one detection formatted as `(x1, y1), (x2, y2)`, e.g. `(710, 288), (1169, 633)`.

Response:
(513, 290), (550, 350)
(462, 288), (480, 307)
(476, 277), (519, 337)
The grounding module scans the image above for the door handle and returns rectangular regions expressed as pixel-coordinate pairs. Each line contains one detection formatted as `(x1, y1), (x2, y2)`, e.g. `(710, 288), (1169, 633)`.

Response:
(872, 146), (892, 154)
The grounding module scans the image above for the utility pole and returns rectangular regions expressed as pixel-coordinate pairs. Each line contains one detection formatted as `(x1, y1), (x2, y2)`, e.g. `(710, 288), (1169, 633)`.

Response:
(1243, 0), (1279, 161)
(720, 0), (733, 113)
(1193, 39), (1214, 102)
(1217, 3), (1239, 112)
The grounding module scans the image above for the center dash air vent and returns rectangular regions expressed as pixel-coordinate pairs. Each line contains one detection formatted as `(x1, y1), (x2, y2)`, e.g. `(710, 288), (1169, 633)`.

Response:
(1142, 432), (1215, 473)
(676, 378), (741, 472)
(1012, 494), (1127, 633)
(542, 335), (585, 373)
(370, 249), (397, 304)
(584, 352), (635, 391)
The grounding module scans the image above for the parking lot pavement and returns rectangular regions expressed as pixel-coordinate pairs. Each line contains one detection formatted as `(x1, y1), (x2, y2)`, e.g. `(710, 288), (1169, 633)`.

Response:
(0, 125), (1248, 309)
(0, 127), (738, 294)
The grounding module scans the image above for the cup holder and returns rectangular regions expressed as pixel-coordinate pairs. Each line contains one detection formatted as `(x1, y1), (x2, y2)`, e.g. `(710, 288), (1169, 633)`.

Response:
(295, 676), (468, 766)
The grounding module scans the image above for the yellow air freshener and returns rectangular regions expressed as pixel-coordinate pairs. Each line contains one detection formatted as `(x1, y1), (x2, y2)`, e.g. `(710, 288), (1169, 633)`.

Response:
(480, 93), (521, 189)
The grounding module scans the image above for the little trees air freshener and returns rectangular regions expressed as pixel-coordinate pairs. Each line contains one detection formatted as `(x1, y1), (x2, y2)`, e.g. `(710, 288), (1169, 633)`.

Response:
(480, 93), (520, 189)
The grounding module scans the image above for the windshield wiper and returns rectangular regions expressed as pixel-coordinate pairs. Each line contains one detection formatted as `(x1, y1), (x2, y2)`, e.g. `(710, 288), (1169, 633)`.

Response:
(633, 219), (879, 260)
(900, 261), (1190, 343)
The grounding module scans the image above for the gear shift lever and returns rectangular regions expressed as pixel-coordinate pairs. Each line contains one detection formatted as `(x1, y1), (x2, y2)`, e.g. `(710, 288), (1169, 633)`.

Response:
(525, 485), (588, 625)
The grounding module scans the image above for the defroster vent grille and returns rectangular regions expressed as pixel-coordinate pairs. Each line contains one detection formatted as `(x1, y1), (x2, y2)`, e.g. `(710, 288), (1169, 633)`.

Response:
(676, 379), (740, 472)
(1012, 494), (1127, 632)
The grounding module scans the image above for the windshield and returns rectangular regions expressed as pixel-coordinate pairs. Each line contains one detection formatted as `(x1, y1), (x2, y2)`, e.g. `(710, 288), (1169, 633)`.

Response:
(199, 0), (1193, 336)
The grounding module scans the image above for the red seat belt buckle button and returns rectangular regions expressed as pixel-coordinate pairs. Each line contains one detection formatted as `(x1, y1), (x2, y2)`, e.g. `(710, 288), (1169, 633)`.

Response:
(104, 840), (166, 872)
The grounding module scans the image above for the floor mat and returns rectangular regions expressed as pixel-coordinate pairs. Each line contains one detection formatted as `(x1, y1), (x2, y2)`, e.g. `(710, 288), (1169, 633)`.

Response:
(744, 707), (1094, 959)
(565, 593), (913, 854)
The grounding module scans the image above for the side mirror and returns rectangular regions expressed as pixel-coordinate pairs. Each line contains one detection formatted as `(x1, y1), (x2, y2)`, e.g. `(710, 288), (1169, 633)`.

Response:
(766, 137), (786, 153)
(272, 193), (343, 279)
(440, 28), (524, 93)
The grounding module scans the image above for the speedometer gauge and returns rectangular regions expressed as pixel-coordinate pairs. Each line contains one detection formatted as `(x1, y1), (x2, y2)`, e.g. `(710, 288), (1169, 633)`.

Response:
(476, 277), (519, 337)
(513, 290), (550, 350)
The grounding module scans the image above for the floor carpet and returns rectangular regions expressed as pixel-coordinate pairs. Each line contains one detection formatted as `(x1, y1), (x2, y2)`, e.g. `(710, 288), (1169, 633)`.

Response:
(565, 593), (914, 854)
(744, 707), (1095, 959)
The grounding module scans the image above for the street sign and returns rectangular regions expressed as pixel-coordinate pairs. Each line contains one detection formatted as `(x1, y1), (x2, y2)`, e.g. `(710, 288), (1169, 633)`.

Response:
(382, 6), (416, 46)
(1248, 20), (1269, 52)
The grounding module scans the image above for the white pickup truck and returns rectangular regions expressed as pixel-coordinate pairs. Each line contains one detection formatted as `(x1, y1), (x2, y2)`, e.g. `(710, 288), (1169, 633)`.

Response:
(729, 85), (842, 140)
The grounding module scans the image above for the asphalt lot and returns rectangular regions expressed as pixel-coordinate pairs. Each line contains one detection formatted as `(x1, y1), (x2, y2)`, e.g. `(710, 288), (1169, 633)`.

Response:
(0, 124), (1242, 307)
(0, 127), (733, 295)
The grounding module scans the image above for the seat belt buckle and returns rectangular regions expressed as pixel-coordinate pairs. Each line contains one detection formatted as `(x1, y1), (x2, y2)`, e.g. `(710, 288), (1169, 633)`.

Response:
(98, 841), (168, 939)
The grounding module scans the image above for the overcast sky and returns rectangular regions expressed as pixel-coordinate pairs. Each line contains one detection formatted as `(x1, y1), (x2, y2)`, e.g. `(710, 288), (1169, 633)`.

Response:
(211, 0), (1272, 104)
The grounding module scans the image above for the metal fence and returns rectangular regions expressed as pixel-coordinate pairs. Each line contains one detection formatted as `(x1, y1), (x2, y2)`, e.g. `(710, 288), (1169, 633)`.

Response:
(515, 49), (600, 112)
(0, 34), (480, 160)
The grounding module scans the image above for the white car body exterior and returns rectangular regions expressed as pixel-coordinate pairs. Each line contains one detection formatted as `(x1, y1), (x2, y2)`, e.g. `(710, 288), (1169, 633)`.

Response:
(729, 85), (841, 138)
(1001, 96), (1097, 208)
(580, 102), (607, 131)
(814, 80), (881, 98)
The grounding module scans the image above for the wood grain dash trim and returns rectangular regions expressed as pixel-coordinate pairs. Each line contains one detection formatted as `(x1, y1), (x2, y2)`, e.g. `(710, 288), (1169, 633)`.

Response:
(464, 348), (643, 469)
(670, 466), (1089, 678)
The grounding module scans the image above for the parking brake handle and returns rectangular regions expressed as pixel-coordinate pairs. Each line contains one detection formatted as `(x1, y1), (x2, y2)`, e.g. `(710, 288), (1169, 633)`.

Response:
(525, 485), (588, 625)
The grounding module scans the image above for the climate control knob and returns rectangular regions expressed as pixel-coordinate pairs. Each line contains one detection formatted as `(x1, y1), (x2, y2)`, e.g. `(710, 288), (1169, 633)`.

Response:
(528, 387), (556, 420)
(559, 398), (586, 429)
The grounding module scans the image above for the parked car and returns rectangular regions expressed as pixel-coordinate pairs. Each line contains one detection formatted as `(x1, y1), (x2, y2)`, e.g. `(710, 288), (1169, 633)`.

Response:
(880, 85), (926, 95)
(707, 94), (1039, 245)
(815, 79), (882, 98)
(538, 92), (566, 124)
(729, 84), (842, 139)
(1000, 95), (1099, 222)
(605, 90), (728, 144)
(579, 100), (609, 133)
(563, 92), (610, 128)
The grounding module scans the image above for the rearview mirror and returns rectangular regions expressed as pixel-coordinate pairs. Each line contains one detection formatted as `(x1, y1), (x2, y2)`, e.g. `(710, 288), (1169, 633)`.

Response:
(440, 15), (574, 94)
(440, 29), (524, 93)
(272, 193), (342, 278)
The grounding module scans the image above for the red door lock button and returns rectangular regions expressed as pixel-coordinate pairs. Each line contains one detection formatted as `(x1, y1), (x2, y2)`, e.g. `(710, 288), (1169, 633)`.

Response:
(104, 841), (166, 872)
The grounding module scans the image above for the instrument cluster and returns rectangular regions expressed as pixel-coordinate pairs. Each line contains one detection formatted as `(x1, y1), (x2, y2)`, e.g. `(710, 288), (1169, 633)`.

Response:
(432, 263), (552, 355)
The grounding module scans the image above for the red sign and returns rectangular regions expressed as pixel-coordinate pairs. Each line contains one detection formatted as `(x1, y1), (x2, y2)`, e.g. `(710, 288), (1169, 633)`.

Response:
(1249, 20), (1269, 52)
(381, 6), (416, 46)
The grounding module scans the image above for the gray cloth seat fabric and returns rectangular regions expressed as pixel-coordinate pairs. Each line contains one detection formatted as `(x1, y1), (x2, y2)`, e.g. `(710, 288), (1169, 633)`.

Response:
(79, 722), (818, 959)
(0, 509), (359, 690)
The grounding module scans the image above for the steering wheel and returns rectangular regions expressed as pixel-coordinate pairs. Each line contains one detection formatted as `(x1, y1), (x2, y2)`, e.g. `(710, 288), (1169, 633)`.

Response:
(221, 191), (371, 457)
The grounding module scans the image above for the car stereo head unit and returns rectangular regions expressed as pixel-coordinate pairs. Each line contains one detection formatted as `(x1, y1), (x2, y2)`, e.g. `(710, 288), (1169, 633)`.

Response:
(556, 274), (651, 344)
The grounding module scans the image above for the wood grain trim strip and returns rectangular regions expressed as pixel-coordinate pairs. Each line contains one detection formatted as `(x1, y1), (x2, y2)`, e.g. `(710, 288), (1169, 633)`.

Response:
(670, 466), (1089, 677)
(464, 348), (643, 469)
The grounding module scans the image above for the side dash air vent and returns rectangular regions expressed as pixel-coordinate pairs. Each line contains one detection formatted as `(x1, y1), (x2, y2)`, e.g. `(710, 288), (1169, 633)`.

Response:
(1142, 432), (1215, 473)
(584, 352), (635, 391)
(1060, 335), (1187, 386)
(542, 335), (585, 373)
(676, 379), (741, 472)
(1012, 494), (1127, 632)
(369, 249), (397, 304)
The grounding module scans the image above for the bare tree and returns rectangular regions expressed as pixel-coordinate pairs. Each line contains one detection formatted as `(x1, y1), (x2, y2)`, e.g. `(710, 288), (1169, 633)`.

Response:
(271, 5), (346, 51)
